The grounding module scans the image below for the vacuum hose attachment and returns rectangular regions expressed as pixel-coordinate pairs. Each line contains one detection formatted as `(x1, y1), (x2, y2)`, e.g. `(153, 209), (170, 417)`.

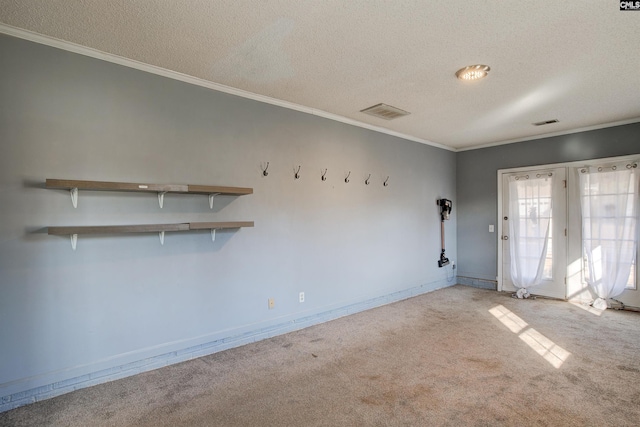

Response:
(437, 199), (452, 268)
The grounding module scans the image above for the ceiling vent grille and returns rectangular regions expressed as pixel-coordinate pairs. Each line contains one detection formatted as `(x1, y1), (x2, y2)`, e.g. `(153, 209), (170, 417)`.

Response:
(360, 103), (410, 120)
(533, 119), (559, 126)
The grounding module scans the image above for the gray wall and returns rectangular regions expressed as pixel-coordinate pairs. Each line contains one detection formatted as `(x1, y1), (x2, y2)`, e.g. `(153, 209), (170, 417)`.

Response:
(0, 34), (456, 405)
(456, 122), (640, 282)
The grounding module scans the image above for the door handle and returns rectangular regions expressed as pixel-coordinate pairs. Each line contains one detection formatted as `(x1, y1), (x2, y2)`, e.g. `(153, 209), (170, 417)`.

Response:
(502, 235), (509, 240)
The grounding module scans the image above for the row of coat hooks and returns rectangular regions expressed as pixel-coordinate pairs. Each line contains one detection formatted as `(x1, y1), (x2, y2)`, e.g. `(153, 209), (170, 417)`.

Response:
(261, 162), (389, 186)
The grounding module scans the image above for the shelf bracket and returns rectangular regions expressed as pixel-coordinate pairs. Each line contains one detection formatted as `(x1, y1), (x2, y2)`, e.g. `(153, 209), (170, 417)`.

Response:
(159, 231), (165, 245)
(70, 188), (78, 208)
(210, 228), (217, 242)
(208, 193), (220, 209)
(70, 234), (78, 251)
(158, 192), (167, 209)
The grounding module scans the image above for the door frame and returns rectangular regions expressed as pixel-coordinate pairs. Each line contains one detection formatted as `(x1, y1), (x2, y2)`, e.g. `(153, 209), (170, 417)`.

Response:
(497, 154), (640, 299)
(499, 167), (567, 298)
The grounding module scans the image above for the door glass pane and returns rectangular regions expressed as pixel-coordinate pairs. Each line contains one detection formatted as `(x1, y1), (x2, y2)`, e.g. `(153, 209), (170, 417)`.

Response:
(581, 167), (638, 291)
(509, 174), (553, 283)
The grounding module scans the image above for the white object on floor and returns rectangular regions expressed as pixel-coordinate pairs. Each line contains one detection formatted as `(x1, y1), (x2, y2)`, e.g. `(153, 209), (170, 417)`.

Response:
(592, 298), (608, 311)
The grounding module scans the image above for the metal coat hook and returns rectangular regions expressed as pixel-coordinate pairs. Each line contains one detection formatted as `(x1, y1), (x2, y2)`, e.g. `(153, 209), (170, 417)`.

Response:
(383, 176), (389, 187)
(365, 174), (371, 185)
(345, 171), (351, 183)
(262, 162), (269, 177)
(294, 165), (301, 179)
(321, 169), (327, 181)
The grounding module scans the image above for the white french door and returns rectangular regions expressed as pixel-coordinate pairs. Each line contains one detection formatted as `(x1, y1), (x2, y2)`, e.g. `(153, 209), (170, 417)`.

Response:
(500, 168), (567, 299)
(569, 162), (640, 308)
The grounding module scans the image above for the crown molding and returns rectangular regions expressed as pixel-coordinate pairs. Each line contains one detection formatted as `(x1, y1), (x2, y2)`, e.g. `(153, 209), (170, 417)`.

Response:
(0, 23), (454, 152)
(456, 117), (640, 152)
(4, 23), (636, 154)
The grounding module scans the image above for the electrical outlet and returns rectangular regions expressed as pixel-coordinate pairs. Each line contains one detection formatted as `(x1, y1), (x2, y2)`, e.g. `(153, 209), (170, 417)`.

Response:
(489, 225), (494, 233)
(299, 292), (305, 303)
(452, 261), (456, 270)
(268, 298), (275, 309)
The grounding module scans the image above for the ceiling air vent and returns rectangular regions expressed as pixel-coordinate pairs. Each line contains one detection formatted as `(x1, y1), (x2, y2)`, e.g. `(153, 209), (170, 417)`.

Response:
(532, 119), (559, 126)
(360, 103), (410, 120)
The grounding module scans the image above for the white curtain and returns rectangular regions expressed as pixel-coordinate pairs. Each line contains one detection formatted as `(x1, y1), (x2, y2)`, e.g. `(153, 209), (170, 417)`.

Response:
(580, 164), (638, 310)
(508, 175), (553, 298)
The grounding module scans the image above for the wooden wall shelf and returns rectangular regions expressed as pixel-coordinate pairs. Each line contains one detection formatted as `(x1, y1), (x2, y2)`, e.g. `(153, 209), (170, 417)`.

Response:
(46, 179), (187, 193)
(187, 185), (253, 196)
(47, 224), (190, 235)
(189, 221), (254, 230)
(48, 222), (254, 235)
(48, 221), (254, 250)
(46, 179), (253, 208)
(46, 179), (254, 249)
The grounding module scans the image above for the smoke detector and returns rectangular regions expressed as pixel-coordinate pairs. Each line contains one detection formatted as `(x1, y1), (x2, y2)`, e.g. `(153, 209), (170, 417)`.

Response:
(360, 103), (410, 120)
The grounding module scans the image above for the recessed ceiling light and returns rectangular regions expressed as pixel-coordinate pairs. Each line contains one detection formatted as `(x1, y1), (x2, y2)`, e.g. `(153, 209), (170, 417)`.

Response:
(455, 64), (490, 81)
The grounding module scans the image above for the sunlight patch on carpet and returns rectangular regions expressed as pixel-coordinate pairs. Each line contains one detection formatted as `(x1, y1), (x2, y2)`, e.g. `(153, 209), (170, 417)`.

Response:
(569, 301), (603, 316)
(489, 304), (571, 369)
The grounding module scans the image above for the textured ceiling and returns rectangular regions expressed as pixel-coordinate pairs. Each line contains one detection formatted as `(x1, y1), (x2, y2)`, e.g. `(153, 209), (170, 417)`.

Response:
(1, 0), (639, 150)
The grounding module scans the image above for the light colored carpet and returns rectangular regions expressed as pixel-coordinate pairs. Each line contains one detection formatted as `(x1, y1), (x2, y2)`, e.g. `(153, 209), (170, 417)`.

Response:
(2, 285), (639, 426)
